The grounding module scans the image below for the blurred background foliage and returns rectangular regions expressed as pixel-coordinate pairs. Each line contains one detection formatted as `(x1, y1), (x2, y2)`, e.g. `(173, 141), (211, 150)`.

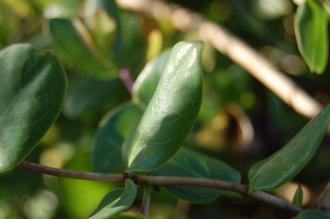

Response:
(0, 0), (329, 218)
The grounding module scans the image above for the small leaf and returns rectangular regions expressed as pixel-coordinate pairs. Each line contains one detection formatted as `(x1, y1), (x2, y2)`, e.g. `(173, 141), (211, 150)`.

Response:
(295, 0), (328, 73)
(249, 104), (330, 191)
(0, 44), (67, 172)
(89, 179), (137, 219)
(132, 49), (171, 108)
(155, 148), (241, 203)
(292, 185), (303, 206)
(64, 78), (129, 119)
(48, 18), (117, 79)
(92, 104), (143, 173)
(123, 41), (203, 172)
(292, 210), (330, 219)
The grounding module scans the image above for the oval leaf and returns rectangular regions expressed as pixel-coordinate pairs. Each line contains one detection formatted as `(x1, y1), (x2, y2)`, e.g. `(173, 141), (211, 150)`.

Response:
(123, 41), (203, 172)
(155, 148), (241, 203)
(295, 0), (328, 74)
(92, 104), (143, 173)
(249, 104), (330, 191)
(0, 44), (67, 172)
(48, 18), (117, 79)
(292, 184), (303, 206)
(292, 210), (330, 219)
(64, 78), (129, 119)
(89, 179), (137, 219)
(132, 49), (171, 108)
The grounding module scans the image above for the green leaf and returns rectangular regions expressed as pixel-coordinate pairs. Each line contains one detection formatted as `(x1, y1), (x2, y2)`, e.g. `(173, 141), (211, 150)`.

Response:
(123, 41), (203, 172)
(92, 104), (143, 173)
(0, 44), (67, 172)
(84, 0), (121, 57)
(249, 104), (330, 191)
(89, 179), (137, 219)
(292, 210), (330, 219)
(292, 185), (303, 206)
(132, 49), (171, 108)
(155, 148), (241, 203)
(64, 78), (129, 119)
(295, 0), (328, 74)
(48, 18), (117, 79)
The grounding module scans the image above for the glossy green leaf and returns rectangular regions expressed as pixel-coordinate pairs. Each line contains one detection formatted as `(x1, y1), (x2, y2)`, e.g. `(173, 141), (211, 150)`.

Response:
(0, 44), (67, 172)
(292, 185), (303, 206)
(295, 0), (328, 73)
(155, 148), (241, 203)
(249, 104), (330, 191)
(292, 210), (330, 219)
(48, 18), (117, 79)
(132, 49), (171, 108)
(64, 78), (129, 119)
(89, 179), (137, 219)
(92, 104), (143, 173)
(123, 41), (203, 172)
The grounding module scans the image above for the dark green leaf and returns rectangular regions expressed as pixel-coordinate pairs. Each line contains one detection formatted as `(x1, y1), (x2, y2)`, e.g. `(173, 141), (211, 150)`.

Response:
(64, 78), (129, 119)
(249, 104), (330, 191)
(0, 44), (67, 172)
(132, 49), (171, 108)
(292, 210), (330, 219)
(295, 0), (328, 73)
(89, 179), (137, 219)
(48, 18), (117, 79)
(92, 104), (143, 173)
(155, 148), (241, 203)
(123, 41), (203, 172)
(292, 185), (303, 206)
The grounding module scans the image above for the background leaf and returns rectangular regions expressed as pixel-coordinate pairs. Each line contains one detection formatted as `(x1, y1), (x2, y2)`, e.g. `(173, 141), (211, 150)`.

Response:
(89, 179), (137, 219)
(92, 104), (143, 173)
(123, 41), (203, 172)
(155, 148), (241, 203)
(292, 210), (330, 219)
(249, 104), (330, 191)
(48, 18), (117, 79)
(64, 78), (129, 119)
(132, 49), (171, 108)
(295, 0), (328, 73)
(0, 44), (67, 172)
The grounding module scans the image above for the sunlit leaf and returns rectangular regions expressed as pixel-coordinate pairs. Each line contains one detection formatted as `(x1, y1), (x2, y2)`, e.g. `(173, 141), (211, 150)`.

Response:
(64, 78), (129, 119)
(0, 44), (67, 172)
(123, 41), (203, 172)
(292, 185), (303, 206)
(295, 0), (328, 74)
(249, 104), (330, 191)
(92, 104), (143, 173)
(132, 49), (170, 108)
(48, 18), (117, 79)
(155, 148), (241, 203)
(84, 0), (121, 57)
(292, 210), (330, 219)
(89, 179), (137, 219)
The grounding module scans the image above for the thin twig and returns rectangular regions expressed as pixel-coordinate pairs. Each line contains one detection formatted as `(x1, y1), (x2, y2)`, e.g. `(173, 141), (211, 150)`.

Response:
(140, 186), (152, 216)
(316, 181), (330, 212)
(19, 161), (303, 214)
(120, 68), (134, 94)
(116, 0), (323, 119)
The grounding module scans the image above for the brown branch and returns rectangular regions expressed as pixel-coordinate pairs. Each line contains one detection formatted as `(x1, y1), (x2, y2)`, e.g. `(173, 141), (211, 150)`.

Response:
(116, 0), (323, 119)
(19, 161), (303, 214)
